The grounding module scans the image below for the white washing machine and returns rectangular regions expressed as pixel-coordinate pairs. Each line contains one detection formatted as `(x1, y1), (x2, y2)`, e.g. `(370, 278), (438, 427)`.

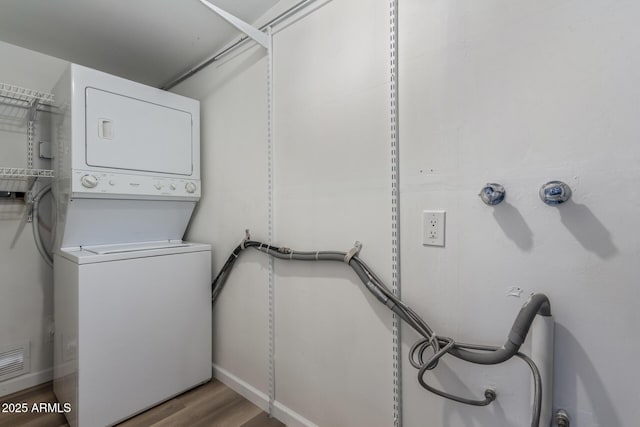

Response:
(54, 242), (211, 427)
(51, 65), (211, 426)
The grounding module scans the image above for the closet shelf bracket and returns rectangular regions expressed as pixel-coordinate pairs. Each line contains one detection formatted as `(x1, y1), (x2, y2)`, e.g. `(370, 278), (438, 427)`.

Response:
(198, 0), (270, 49)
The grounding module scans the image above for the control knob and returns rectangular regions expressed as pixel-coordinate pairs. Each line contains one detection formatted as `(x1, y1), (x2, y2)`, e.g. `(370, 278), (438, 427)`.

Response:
(80, 174), (98, 188)
(185, 182), (197, 194)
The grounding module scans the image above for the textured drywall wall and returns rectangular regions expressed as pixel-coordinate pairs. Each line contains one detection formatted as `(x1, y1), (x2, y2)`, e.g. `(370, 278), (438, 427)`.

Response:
(178, 1), (640, 425)
(0, 40), (67, 396)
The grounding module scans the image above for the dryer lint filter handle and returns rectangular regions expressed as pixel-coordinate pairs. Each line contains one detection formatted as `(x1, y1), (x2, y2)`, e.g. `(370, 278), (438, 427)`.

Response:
(98, 118), (114, 139)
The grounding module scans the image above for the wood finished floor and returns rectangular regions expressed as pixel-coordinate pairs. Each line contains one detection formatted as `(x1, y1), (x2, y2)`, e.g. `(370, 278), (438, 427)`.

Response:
(0, 380), (285, 427)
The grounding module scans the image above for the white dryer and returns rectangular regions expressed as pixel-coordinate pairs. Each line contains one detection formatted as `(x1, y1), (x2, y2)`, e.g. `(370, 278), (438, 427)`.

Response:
(52, 64), (202, 249)
(51, 65), (211, 427)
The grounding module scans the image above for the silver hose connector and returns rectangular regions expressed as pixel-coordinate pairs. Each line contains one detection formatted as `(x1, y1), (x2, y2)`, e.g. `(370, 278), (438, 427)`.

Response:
(556, 409), (570, 426)
(479, 183), (506, 206)
(539, 181), (572, 205)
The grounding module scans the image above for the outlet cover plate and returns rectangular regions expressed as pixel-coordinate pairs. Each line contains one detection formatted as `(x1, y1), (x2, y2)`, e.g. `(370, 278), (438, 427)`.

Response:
(422, 210), (445, 247)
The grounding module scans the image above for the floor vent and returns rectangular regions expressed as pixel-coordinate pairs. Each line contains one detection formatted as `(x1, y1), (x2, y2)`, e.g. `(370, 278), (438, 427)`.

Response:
(0, 342), (30, 382)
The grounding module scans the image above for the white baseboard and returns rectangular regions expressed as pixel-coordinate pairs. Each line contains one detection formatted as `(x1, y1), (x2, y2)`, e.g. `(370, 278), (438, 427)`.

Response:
(212, 364), (270, 412)
(0, 367), (53, 398)
(271, 400), (319, 427)
(212, 363), (317, 427)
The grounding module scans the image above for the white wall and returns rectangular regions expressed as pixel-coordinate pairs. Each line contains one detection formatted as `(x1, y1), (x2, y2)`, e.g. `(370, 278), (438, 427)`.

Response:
(271, 2), (394, 425)
(400, 1), (639, 426)
(181, 1), (640, 426)
(175, 1), (395, 425)
(0, 41), (67, 396)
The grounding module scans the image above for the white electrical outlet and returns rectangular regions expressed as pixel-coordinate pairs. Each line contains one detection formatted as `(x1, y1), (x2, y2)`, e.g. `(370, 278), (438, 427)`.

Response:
(422, 210), (446, 247)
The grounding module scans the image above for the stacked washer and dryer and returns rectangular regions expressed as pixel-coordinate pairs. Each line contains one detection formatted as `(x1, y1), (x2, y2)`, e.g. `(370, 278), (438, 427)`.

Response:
(51, 64), (211, 427)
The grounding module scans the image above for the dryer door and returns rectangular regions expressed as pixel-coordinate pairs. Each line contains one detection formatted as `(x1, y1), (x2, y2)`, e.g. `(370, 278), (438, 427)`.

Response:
(85, 88), (193, 175)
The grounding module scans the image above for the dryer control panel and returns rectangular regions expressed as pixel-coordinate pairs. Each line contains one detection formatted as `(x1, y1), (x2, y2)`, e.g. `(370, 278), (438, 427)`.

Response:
(72, 170), (200, 200)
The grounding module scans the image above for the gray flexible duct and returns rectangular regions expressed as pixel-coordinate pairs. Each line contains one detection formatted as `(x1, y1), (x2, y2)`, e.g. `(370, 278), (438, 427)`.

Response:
(31, 183), (53, 267)
(212, 238), (549, 427)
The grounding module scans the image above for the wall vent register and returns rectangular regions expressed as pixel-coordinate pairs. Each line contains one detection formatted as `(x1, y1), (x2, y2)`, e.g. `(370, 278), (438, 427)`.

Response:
(0, 342), (30, 382)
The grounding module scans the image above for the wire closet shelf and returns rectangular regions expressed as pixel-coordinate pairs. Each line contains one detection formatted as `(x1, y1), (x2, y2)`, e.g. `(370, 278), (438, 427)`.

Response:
(0, 82), (55, 180)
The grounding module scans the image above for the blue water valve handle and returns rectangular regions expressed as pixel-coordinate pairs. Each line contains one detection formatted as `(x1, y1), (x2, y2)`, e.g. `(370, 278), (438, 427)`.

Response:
(539, 181), (572, 205)
(478, 183), (506, 206)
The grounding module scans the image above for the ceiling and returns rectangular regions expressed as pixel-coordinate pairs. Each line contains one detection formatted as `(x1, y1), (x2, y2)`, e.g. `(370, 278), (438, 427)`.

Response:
(0, 0), (279, 87)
